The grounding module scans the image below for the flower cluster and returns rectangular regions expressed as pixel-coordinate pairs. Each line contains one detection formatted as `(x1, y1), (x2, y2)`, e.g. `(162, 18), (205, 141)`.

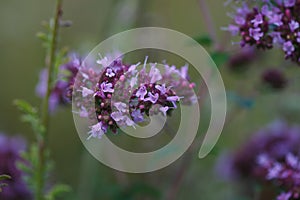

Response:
(262, 68), (288, 90)
(0, 133), (31, 200)
(224, 0), (300, 64)
(73, 55), (197, 139)
(258, 153), (300, 200)
(218, 120), (300, 200)
(36, 53), (81, 111)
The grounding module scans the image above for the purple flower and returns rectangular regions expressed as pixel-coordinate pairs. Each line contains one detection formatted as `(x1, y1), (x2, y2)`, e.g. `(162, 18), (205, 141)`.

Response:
(167, 96), (181, 102)
(36, 53), (81, 112)
(179, 64), (189, 79)
(81, 87), (94, 97)
(144, 92), (159, 104)
(277, 192), (292, 200)
(111, 112), (124, 122)
(114, 102), (127, 113)
(249, 28), (264, 41)
(251, 14), (263, 27)
(149, 65), (162, 83)
(235, 16), (246, 25)
(0, 133), (32, 200)
(283, 41), (295, 55)
(131, 110), (144, 122)
(88, 122), (105, 139)
(267, 162), (283, 180)
(236, 2), (250, 16)
(105, 68), (115, 78)
(269, 14), (283, 26)
(221, 24), (239, 36)
(224, 1), (300, 64)
(271, 32), (284, 44)
(217, 120), (300, 199)
(155, 84), (167, 95)
(284, 0), (296, 7)
(136, 86), (147, 100)
(262, 68), (287, 90)
(100, 82), (114, 93)
(289, 20), (299, 32)
(159, 106), (169, 116)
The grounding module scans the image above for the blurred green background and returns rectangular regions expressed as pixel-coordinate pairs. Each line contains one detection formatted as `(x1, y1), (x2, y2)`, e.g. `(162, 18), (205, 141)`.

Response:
(2, 0), (300, 199)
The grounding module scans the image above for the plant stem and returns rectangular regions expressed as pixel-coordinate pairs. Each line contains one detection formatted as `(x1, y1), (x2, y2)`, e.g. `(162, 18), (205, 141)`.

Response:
(36, 1), (63, 200)
(198, 0), (219, 50)
(41, 0), (63, 136)
(165, 1), (219, 199)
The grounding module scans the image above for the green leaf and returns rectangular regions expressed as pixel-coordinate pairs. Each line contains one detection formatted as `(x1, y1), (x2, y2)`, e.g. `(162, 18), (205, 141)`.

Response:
(211, 51), (229, 67)
(0, 175), (11, 181)
(14, 99), (45, 136)
(194, 35), (213, 47)
(45, 184), (71, 200)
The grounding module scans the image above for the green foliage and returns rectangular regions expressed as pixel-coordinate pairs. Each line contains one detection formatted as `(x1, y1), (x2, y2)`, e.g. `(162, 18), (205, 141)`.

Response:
(0, 175), (11, 181)
(194, 35), (213, 47)
(45, 184), (71, 200)
(37, 18), (70, 89)
(14, 99), (45, 137)
(211, 51), (229, 68)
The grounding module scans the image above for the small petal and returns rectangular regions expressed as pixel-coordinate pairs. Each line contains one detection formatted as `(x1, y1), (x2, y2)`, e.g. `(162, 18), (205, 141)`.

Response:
(136, 85), (147, 100)
(149, 65), (162, 83)
(111, 111), (124, 122)
(88, 122), (105, 139)
(155, 84), (167, 94)
(131, 109), (144, 122)
(114, 102), (127, 113)
(159, 106), (169, 116)
(81, 87), (94, 97)
(144, 92), (159, 103)
(105, 68), (115, 77)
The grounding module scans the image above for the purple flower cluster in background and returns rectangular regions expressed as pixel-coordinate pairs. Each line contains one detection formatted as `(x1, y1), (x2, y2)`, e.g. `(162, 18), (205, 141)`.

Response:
(36, 54), (81, 112)
(262, 68), (288, 90)
(0, 133), (31, 200)
(73, 55), (197, 139)
(218, 120), (300, 200)
(224, 0), (300, 64)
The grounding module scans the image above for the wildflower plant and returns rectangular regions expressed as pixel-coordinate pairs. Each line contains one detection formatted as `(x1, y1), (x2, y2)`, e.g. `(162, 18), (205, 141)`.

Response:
(13, 0), (70, 199)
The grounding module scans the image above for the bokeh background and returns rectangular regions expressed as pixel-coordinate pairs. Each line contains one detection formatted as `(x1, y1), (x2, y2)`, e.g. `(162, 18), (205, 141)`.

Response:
(1, 0), (300, 199)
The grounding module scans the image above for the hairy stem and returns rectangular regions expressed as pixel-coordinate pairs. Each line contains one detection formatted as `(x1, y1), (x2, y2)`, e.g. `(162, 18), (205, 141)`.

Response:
(36, 0), (63, 199)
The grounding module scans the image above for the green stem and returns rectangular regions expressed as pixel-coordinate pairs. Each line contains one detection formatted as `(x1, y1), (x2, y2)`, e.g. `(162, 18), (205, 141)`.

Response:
(36, 1), (63, 200)
(41, 0), (63, 136)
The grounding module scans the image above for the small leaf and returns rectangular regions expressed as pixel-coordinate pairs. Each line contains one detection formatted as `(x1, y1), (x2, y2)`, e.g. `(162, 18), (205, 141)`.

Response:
(36, 32), (48, 42)
(45, 184), (71, 200)
(194, 35), (213, 47)
(211, 51), (229, 67)
(0, 175), (11, 181)
(14, 99), (45, 136)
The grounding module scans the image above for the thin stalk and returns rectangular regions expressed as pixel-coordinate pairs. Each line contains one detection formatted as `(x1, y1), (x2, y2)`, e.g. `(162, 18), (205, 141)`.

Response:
(165, 1), (219, 199)
(36, 1), (63, 200)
